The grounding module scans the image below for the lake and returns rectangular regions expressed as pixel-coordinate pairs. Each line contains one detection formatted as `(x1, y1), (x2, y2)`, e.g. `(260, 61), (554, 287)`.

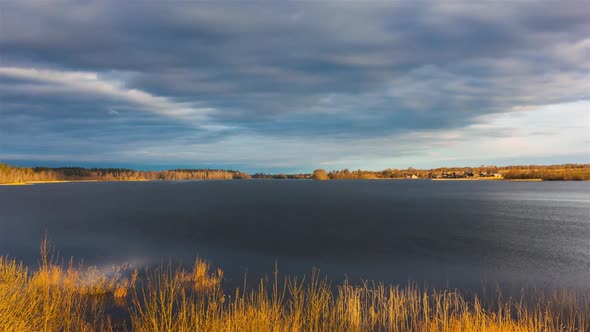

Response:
(1, 180), (589, 291)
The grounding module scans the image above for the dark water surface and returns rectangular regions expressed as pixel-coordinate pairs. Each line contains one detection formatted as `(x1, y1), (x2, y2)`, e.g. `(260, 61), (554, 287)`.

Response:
(1, 180), (589, 290)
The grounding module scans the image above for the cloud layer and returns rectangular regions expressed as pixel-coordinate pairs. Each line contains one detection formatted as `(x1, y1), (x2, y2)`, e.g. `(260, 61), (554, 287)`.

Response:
(1, 1), (589, 171)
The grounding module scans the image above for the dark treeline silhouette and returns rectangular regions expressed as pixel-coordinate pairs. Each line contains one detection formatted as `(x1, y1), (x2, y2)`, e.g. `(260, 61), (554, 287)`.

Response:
(0, 163), (250, 183)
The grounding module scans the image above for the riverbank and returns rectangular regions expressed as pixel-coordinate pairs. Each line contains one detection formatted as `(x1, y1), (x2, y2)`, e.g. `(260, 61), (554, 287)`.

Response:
(0, 180), (101, 186)
(507, 178), (544, 182)
(2, 177), (585, 185)
(431, 177), (504, 181)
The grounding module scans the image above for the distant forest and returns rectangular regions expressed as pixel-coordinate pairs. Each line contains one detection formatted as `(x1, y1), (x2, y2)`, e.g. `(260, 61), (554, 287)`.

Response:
(311, 164), (590, 181)
(0, 163), (250, 184)
(1, 162), (589, 184)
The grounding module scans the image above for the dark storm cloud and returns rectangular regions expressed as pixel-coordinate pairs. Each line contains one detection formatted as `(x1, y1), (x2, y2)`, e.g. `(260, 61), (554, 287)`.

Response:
(0, 0), (588, 167)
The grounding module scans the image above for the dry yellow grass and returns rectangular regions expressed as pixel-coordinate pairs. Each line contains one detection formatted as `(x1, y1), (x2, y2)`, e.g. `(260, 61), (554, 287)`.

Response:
(0, 238), (137, 331)
(129, 269), (589, 332)
(179, 258), (224, 292)
(1, 241), (588, 331)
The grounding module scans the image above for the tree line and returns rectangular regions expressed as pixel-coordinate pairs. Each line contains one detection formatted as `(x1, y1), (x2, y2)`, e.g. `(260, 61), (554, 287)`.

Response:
(0, 163), (250, 184)
(312, 164), (590, 181)
(2, 162), (588, 183)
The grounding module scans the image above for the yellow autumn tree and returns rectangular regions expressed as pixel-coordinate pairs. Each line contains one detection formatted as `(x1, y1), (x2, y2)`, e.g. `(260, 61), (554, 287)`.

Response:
(311, 169), (330, 180)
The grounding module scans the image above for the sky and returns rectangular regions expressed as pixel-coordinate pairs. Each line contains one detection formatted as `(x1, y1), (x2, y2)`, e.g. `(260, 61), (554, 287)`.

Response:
(0, 1), (589, 173)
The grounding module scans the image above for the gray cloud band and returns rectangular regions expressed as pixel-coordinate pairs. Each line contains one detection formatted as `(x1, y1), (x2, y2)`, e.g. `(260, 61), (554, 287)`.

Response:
(0, 1), (588, 167)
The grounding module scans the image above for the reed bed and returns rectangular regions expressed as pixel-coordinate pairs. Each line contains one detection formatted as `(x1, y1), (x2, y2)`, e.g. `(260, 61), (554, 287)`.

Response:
(129, 269), (589, 332)
(0, 241), (588, 332)
(0, 239), (122, 331)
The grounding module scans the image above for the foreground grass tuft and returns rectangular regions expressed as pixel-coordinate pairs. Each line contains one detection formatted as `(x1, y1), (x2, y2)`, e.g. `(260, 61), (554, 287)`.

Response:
(0, 239), (122, 331)
(0, 241), (588, 331)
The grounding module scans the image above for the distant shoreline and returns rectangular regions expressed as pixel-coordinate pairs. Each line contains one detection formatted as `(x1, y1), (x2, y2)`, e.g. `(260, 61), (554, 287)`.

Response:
(0, 179), (253, 186)
(0, 180), (101, 186)
(2, 162), (589, 183)
(3, 177), (586, 186)
(431, 177), (504, 181)
(0, 179), (144, 186)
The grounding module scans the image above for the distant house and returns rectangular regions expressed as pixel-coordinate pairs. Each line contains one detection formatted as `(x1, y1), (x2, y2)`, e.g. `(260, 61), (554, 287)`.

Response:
(411, 174), (418, 179)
